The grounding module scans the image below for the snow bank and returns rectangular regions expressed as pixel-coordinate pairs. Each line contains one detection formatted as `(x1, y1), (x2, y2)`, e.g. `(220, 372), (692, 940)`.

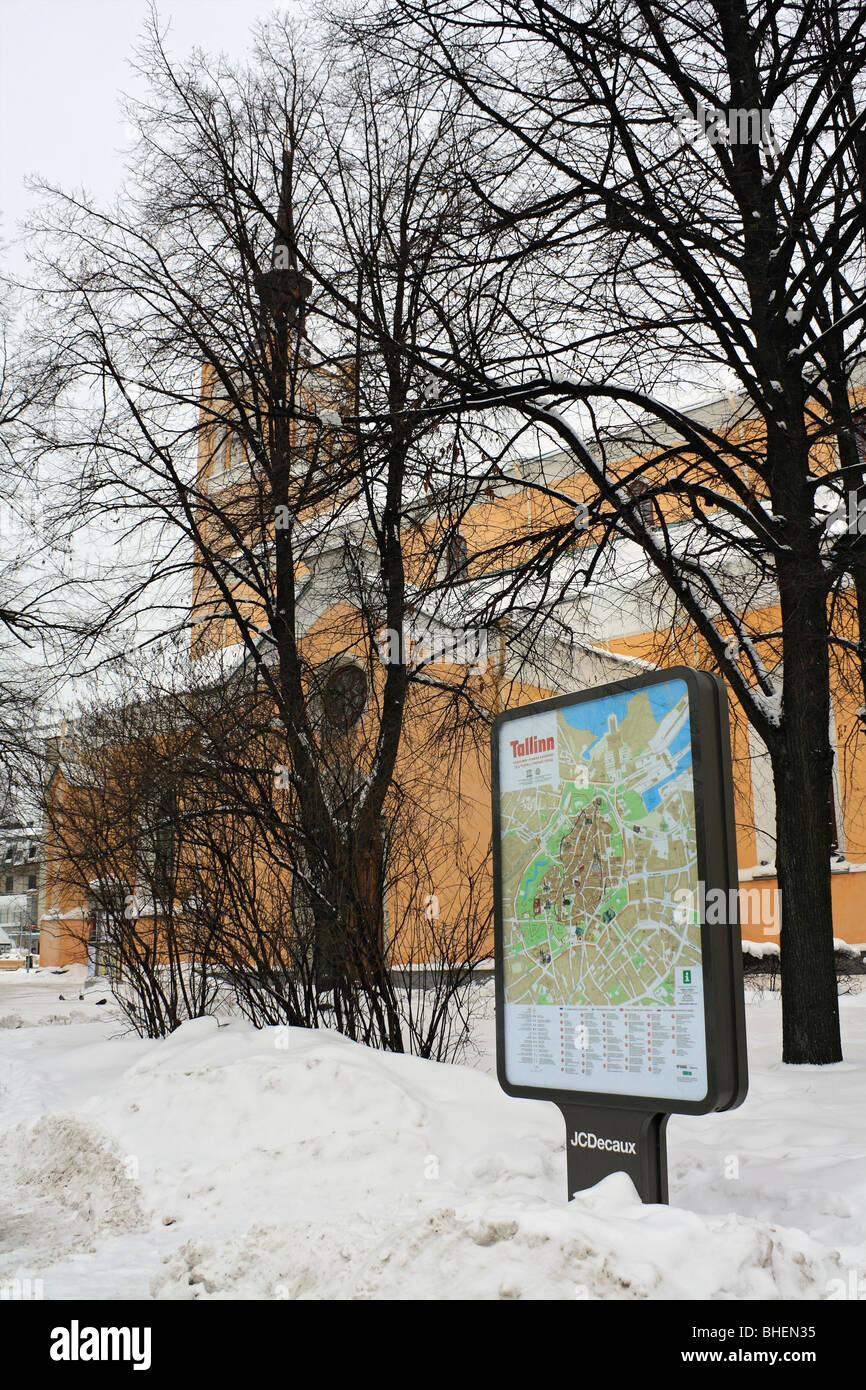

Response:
(0, 1114), (146, 1235)
(2, 985), (866, 1301)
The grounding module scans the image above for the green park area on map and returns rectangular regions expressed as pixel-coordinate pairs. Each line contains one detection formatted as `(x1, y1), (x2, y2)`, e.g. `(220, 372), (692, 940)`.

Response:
(502, 686), (701, 1009)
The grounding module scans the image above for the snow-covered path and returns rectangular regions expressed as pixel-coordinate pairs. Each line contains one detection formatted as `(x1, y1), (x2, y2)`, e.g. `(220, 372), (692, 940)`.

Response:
(1, 967), (864, 1299)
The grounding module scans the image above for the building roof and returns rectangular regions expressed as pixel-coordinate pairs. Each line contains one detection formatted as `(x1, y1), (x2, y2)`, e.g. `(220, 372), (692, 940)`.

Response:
(0, 826), (41, 867)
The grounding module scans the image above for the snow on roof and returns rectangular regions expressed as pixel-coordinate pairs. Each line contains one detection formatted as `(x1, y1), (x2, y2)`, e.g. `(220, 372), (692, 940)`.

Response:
(743, 940), (779, 958)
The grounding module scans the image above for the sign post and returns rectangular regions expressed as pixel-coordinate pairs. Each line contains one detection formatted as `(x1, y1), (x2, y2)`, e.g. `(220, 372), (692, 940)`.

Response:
(491, 667), (747, 1204)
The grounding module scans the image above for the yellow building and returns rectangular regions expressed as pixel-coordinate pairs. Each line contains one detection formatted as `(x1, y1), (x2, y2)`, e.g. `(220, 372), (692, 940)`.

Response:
(38, 374), (866, 966)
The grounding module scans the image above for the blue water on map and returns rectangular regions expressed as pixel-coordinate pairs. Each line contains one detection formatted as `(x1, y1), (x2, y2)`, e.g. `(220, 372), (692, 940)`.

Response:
(562, 679), (693, 779)
(517, 857), (551, 901)
(667, 723), (692, 758)
(641, 750), (693, 809)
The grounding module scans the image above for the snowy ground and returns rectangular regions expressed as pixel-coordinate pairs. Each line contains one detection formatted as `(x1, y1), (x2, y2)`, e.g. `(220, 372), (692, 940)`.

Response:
(1, 966), (864, 1300)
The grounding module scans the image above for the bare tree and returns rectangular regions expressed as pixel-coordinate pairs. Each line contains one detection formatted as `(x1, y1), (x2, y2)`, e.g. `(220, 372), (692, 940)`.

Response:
(0, 301), (72, 804)
(27, 16), (512, 1052)
(37, 659), (223, 1037)
(342, 0), (866, 1064)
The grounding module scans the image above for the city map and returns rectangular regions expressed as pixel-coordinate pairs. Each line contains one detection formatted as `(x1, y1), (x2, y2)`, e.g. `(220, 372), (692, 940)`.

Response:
(498, 678), (708, 1101)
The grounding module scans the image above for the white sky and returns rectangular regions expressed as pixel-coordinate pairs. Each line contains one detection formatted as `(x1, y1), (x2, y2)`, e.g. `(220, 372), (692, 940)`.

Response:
(0, 0), (305, 276)
(0, 1), (308, 683)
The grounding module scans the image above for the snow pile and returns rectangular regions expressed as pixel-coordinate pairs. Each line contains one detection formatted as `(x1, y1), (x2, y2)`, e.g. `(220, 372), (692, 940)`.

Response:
(1, 1009), (95, 1029)
(0, 1109), (147, 1275)
(0, 1114), (147, 1235)
(125, 1025), (849, 1301)
(2, 977), (866, 1300)
(150, 1174), (839, 1302)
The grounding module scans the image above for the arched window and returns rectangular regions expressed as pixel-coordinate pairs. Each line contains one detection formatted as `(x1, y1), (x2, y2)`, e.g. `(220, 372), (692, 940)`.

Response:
(626, 478), (656, 529)
(444, 528), (468, 576)
(829, 748), (841, 856)
(320, 662), (369, 733)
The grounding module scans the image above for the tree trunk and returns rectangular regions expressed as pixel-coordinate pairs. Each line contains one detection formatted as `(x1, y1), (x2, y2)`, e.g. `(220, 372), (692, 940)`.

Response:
(771, 573), (842, 1063)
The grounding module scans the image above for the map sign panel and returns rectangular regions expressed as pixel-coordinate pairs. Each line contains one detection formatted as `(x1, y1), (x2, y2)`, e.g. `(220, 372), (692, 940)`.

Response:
(497, 676), (708, 1102)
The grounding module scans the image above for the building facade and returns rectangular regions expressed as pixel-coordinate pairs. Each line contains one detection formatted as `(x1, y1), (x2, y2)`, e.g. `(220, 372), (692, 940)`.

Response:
(38, 375), (866, 965)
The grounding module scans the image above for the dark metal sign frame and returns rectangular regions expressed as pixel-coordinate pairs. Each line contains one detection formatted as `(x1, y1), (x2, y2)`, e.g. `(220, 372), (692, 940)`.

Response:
(491, 666), (748, 1201)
